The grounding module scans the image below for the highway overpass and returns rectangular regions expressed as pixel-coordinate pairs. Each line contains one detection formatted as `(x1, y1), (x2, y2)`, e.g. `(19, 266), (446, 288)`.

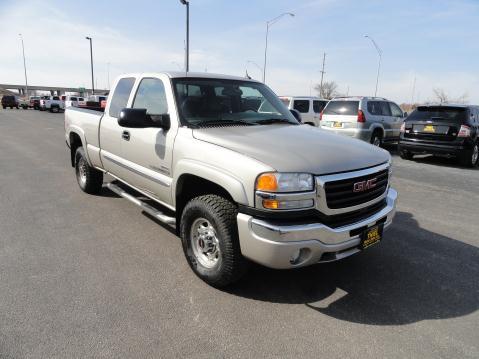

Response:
(0, 83), (108, 96)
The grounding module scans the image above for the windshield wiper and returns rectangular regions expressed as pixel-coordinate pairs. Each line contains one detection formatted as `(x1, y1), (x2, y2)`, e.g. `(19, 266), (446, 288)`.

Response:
(255, 118), (296, 125)
(196, 119), (257, 127)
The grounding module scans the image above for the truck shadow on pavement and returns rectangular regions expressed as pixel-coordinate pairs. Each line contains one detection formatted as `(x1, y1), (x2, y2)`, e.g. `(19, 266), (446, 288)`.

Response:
(226, 211), (479, 325)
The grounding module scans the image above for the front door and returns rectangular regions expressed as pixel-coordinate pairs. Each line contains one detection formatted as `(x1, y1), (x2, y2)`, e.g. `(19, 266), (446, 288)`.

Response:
(119, 76), (178, 205)
(388, 102), (404, 139)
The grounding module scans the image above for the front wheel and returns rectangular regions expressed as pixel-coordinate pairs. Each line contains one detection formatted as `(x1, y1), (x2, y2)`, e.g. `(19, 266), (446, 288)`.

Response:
(75, 147), (103, 194)
(459, 142), (479, 168)
(180, 195), (248, 287)
(399, 149), (414, 160)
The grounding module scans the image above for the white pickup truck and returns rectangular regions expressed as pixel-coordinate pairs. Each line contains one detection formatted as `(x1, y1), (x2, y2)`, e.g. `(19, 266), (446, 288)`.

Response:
(40, 96), (65, 112)
(65, 72), (397, 287)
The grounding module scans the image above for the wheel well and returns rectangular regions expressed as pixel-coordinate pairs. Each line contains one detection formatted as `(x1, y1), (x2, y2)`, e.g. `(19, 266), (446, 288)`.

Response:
(69, 132), (82, 167)
(371, 127), (384, 138)
(175, 174), (235, 233)
(305, 122), (315, 126)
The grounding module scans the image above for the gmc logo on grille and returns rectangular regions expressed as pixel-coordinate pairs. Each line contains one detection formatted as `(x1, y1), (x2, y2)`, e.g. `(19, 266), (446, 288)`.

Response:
(353, 178), (377, 193)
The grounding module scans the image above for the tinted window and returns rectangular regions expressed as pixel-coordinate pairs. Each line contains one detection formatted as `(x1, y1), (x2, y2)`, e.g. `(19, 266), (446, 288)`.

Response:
(293, 100), (310, 113)
(380, 102), (391, 116)
(133, 78), (168, 115)
(389, 102), (403, 117)
(313, 100), (327, 113)
(70, 97), (77, 101)
(324, 101), (359, 115)
(367, 101), (381, 115)
(408, 106), (468, 122)
(79, 98), (84, 101)
(52, 96), (60, 100)
(109, 77), (135, 118)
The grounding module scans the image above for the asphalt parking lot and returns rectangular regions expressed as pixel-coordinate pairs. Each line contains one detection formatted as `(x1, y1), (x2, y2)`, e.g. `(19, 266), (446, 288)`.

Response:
(0, 108), (478, 358)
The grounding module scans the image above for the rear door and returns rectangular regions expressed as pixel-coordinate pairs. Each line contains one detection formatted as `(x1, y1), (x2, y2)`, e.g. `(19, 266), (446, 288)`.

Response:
(388, 102), (404, 139)
(119, 76), (178, 204)
(100, 77), (136, 178)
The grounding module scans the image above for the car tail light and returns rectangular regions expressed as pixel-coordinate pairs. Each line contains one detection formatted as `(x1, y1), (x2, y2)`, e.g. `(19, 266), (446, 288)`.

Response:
(357, 109), (366, 123)
(458, 125), (471, 137)
(319, 111), (323, 121)
(400, 122), (406, 133)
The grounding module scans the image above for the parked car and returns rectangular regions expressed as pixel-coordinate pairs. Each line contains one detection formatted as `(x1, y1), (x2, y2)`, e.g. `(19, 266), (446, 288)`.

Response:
(64, 96), (86, 108)
(398, 104), (479, 167)
(320, 97), (406, 146)
(19, 97), (30, 109)
(29, 96), (41, 110)
(65, 72), (397, 287)
(1, 95), (19, 109)
(279, 96), (328, 126)
(40, 96), (65, 112)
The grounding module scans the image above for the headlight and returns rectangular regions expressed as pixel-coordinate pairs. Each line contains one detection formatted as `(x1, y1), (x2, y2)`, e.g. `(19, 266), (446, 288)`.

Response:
(256, 172), (314, 193)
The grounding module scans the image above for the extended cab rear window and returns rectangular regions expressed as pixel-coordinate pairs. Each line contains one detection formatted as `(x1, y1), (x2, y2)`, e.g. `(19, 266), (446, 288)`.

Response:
(408, 107), (467, 122)
(109, 77), (135, 118)
(323, 101), (359, 115)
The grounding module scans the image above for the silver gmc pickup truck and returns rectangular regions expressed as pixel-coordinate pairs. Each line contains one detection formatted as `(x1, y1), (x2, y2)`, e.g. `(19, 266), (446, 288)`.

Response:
(65, 72), (397, 287)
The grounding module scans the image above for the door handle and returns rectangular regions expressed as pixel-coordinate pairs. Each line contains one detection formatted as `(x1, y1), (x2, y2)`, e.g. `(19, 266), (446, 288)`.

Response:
(122, 130), (130, 141)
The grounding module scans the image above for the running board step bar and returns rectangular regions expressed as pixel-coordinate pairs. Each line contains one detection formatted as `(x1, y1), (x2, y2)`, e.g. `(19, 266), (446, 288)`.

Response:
(106, 183), (176, 225)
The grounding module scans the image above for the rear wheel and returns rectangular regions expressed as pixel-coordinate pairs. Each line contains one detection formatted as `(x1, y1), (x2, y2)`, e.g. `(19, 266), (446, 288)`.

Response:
(459, 142), (479, 167)
(75, 147), (103, 194)
(180, 195), (248, 287)
(370, 130), (383, 147)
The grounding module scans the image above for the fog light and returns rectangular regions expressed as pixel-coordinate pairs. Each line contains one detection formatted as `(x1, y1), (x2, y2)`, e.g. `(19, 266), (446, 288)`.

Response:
(289, 248), (311, 265)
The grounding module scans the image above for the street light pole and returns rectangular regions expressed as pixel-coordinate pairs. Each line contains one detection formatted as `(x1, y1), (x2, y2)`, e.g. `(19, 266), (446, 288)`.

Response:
(85, 36), (95, 94)
(179, 0), (190, 72)
(263, 12), (294, 83)
(18, 34), (28, 97)
(364, 35), (382, 97)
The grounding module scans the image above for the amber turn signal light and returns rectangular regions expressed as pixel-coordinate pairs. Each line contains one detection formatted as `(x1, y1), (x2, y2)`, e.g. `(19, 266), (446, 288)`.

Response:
(256, 173), (278, 192)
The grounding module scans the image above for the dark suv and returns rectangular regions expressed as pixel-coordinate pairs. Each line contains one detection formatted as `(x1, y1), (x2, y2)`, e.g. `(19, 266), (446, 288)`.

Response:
(1, 96), (19, 109)
(398, 105), (479, 167)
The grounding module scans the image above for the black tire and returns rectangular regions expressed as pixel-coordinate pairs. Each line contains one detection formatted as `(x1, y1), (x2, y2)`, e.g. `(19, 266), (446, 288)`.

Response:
(459, 142), (479, 168)
(399, 149), (414, 160)
(16, 106), (19, 109)
(370, 130), (383, 147)
(180, 194), (248, 287)
(10, 106), (13, 109)
(75, 147), (103, 194)
(2, 106), (6, 109)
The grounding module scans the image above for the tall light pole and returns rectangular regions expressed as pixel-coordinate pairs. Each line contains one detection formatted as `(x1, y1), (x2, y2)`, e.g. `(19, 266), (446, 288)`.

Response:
(263, 12), (294, 83)
(364, 35), (382, 97)
(85, 36), (94, 94)
(18, 34), (28, 97)
(107, 62), (110, 90)
(179, 0), (189, 72)
(319, 52), (326, 97)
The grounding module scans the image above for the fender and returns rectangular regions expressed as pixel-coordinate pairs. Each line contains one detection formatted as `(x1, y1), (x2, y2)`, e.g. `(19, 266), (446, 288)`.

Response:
(369, 123), (385, 138)
(67, 125), (93, 166)
(173, 159), (249, 207)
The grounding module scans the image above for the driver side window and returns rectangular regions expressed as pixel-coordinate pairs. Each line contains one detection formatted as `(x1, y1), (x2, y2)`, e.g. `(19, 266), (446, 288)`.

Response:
(133, 78), (168, 115)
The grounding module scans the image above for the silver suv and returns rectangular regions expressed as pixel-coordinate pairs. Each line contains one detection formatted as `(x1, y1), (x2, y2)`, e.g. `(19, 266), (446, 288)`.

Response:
(320, 97), (406, 146)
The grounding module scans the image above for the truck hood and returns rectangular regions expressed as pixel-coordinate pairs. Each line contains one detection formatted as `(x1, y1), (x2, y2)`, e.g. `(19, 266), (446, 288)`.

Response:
(192, 124), (390, 175)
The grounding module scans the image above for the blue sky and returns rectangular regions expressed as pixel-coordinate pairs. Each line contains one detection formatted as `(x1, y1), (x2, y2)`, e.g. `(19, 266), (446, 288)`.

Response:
(1, 0), (478, 103)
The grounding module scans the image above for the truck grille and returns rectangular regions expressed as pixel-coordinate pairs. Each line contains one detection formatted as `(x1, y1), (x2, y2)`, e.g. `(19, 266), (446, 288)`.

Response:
(324, 169), (388, 209)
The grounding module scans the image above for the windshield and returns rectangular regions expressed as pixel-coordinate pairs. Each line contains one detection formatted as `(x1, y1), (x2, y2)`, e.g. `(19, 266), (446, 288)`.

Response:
(172, 78), (298, 127)
(408, 106), (467, 122)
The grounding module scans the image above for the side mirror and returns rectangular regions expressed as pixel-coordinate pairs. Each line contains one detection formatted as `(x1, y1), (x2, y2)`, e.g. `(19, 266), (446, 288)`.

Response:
(150, 114), (171, 131)
(118, 108), (170, 130)
(118, 108), (149, 128)
(403, 111), (408, 118)
(290, 109), (302, 122)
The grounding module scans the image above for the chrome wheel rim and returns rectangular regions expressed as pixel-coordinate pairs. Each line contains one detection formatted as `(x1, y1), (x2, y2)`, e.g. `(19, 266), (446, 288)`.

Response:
(372, 137), (381, 146)
(77, 158), (87, 186)
(472, 145), (479, 164)
(190, 218), (220, 269)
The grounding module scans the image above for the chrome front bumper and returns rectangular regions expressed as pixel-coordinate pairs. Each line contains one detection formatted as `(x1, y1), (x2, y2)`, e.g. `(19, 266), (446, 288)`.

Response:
(237, 188), (397, 269)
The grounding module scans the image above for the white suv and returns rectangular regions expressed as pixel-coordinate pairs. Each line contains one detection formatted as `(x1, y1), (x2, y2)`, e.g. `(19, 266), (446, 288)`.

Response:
(280, 96), (328, 127)
(320, 96), (405, 146)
